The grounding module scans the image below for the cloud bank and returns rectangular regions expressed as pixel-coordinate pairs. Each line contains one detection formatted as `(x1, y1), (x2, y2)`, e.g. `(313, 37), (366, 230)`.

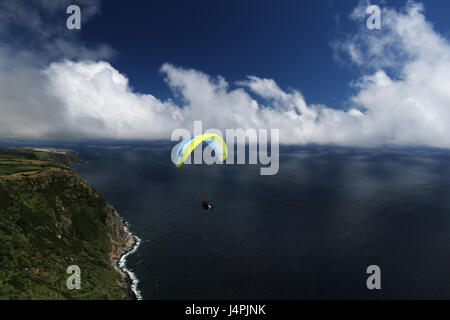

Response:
(1, 1), (450, 148)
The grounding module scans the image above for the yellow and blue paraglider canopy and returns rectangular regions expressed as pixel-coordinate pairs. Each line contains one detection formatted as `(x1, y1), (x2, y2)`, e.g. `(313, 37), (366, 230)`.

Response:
(175, 133), (228, 167)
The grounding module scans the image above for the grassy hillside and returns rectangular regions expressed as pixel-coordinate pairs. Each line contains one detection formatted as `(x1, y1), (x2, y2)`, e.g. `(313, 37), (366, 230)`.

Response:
(0, 148), (83, 175)
(0, 148), (130, 299)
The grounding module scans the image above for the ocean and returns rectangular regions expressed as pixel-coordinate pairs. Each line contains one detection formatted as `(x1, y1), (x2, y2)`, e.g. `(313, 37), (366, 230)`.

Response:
(3, 140), (450, 299)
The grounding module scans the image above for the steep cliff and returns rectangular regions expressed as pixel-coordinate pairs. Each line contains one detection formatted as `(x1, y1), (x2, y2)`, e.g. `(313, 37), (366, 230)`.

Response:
(0, 148), (134, 299)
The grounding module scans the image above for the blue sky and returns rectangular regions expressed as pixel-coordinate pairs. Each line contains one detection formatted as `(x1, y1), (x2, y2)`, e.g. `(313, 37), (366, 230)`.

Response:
(79, 0), (450, 108)
(1, 0), (450, 147)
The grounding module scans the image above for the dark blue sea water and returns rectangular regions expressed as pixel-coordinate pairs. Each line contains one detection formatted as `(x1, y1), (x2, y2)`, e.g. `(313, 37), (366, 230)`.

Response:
(3, 140), (450, 299)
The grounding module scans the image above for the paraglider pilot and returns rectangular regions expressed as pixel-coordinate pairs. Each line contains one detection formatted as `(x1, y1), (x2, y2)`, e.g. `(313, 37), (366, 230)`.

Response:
(202, 200), (213, 211)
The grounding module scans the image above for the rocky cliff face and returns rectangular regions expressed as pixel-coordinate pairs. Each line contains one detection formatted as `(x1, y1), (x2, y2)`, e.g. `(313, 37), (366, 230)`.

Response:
(105, 203), (128, 245)
(0, 167), (133, 299)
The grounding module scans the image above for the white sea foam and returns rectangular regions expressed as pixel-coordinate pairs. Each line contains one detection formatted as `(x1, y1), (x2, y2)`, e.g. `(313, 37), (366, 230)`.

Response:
(119, 224), (143, 300)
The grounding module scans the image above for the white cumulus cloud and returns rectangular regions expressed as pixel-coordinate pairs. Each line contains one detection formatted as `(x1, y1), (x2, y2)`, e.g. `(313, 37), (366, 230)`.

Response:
(1, 1), (450, 148)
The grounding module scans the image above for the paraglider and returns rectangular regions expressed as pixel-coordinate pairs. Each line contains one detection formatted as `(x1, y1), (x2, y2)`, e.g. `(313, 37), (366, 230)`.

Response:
(175, 134), (227, 211)
(174, 133), (228, 168)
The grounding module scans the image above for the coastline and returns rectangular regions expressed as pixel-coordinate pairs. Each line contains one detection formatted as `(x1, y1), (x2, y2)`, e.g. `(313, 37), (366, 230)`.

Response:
(111, 221), (143, 300)
(0, 146), (144, 299)
(70, 153), (142, 300)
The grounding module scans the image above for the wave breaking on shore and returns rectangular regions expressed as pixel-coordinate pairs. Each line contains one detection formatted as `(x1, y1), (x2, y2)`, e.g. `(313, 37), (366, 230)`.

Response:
(118, 224), (143, 300)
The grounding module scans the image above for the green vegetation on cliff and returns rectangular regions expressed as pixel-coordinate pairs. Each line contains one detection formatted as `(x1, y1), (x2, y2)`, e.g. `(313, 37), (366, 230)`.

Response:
(0, 148), (130, 299)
